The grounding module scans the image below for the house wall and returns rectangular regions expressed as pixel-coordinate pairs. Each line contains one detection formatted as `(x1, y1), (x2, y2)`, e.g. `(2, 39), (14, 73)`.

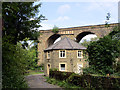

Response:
(44, 50), (88, 76)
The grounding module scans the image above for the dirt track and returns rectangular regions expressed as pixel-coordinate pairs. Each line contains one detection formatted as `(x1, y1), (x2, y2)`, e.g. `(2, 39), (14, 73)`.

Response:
(25, 74), (62, 89)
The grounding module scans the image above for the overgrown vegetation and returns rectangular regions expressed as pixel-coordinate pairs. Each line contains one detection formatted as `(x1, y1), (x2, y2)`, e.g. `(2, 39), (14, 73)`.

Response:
(25, 70), (44, 76)
(2, 2), (45, 88)
(52, 25), (59, 34)
(2, 39), (29, 88)
(48, 71), (120, 89)
(80, 37), (98, 48)
(85, 26), (120, 75)
(49, 69), (74, 81)
(45, 76), (81, 89)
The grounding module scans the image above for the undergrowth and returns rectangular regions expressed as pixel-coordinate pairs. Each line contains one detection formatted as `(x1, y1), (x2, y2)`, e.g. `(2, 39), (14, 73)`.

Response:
(44, 76), (82, 89)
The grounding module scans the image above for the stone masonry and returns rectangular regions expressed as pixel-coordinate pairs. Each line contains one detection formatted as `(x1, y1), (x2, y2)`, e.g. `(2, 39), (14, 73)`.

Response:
(38, 23), (118, 65)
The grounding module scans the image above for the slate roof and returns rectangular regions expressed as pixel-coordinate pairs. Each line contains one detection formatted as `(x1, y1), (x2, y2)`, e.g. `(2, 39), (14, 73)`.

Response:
(44, 37), (86, 51)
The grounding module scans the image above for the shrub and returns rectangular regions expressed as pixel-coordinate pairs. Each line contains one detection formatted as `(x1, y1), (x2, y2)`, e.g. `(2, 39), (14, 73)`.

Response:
(49, 71), (73, 81)
(67, 74), (120, 88)
(52, 25), (59, 34)
(2, 40), (28, 88)
(87, 35), (120, 75)
(50, 68), (58, 72)
(49, 71), (120, 88)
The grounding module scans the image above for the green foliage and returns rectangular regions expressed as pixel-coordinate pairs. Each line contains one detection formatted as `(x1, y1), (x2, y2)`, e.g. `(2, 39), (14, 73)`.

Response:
(87, 26), (120, 75)
(52, 25), (59, 34)
(47, 71), (120, 89)
(2, 2), (45, 88)
(2, 2), (45, 44)
(26, 44), (38, 70)
(2, 37), (28, 88)
(2, 37), (41, 88)
(45, 77), (80, 88)
(25, 70), (44, 76)
(80, 37), (98, 48)
(109, 26), (119, 37)
(66, 73), (77, 83)
(50, 68), (58, 72)
(66, 74), (120, 89)
(105, 13), (111, 28)
(49, 71), (73, 81)
(110, 26), (120, 41)
(87, 36), (120, 74)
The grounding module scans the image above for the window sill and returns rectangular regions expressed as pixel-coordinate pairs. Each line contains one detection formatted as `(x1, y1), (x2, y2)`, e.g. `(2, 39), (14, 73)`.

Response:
(77, 57), (83, 59)
(59, 57), (66, 58)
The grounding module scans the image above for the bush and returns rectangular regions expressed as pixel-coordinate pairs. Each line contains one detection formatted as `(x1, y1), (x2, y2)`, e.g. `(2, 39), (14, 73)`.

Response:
(50, 68), (58, 72)
(45, 77), (80, 88)
(49, 71), (120, 88)
(87, 35), (120, 75)
(52, 25), (59, 34)
(49, 71), (74, 81)
(2, 40), (28, 88)
(67, 74), (120, 88)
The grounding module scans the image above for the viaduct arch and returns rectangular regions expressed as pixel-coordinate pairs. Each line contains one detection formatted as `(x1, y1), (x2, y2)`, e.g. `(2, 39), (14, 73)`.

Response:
(38, 23), (118, 65)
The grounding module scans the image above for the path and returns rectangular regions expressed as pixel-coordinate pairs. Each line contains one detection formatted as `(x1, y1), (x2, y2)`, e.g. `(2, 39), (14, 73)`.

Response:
(25, 74), (62, 89)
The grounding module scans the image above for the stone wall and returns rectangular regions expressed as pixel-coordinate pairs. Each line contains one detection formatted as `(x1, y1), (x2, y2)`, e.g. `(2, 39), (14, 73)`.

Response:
(38, 23), (118, 65)
(44, 50), (88, 76)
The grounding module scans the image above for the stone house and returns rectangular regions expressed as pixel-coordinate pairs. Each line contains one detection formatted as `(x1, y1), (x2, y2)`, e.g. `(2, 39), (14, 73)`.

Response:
(44, 37), (88, 76)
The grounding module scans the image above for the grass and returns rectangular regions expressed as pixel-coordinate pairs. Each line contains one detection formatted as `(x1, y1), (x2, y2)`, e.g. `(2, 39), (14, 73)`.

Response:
(44, 76), (83, 89)
(25, 70), (44, 76)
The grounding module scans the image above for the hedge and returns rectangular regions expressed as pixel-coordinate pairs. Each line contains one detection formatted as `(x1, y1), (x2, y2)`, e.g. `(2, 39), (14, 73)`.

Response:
(49, 71), (74, 81)
(50, 71), (120, 88)
(67, 74), (120, 88)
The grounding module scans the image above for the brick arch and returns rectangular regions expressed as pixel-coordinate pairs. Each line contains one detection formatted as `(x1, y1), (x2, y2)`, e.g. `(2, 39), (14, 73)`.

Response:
(75, 31), (96, 43)
(46, 34), (61, 48)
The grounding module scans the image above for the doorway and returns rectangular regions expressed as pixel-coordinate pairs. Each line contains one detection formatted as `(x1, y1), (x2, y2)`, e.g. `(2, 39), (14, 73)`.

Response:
(47, 63), (51, 76)
(77, 64), (83, 74)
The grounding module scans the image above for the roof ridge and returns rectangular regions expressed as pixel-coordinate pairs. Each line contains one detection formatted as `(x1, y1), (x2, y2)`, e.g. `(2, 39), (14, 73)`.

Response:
(66, 37), (73, 49)
(52, 37), (65, 49)
(44, 37), (87, 51)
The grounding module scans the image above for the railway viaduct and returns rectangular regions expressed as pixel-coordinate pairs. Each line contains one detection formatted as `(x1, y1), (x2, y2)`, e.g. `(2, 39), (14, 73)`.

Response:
(37, 23), (118, 65)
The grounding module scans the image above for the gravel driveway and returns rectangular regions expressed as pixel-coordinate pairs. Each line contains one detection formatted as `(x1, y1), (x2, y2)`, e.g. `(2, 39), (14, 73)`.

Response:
(25, 74), (62, 89)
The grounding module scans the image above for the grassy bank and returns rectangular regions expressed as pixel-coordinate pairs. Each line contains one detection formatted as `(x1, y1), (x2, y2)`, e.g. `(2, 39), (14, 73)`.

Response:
(25, 70), (44, 76)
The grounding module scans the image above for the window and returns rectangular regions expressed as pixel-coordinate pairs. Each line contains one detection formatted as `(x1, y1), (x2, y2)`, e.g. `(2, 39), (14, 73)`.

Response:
(59, 50), (66, 58)
(77, 50), (82, 58)
(59, 63), (66, 71)
(61, 64), (65, 71)
(47, 51), (50, 59)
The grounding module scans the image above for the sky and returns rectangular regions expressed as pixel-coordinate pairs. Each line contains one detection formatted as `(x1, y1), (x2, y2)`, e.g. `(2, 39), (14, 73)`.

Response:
(34, 0), (119, 43)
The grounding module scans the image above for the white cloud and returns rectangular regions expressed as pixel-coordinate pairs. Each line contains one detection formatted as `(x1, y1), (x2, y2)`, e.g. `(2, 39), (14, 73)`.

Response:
(38, 23), (54, 30)
(87, 2), (117, 12)
(54, 16), (70, 22)
(87, 2), (101, 11)
(57, 4), (71, 14)
(75, 3), (81, 7)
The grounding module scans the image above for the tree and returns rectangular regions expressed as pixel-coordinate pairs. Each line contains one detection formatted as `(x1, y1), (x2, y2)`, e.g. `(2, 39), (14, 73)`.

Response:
(87, 30), (120, 75)
(105, 12), (111, 27)
(2, 41), (29, 88)
(2, 2), (45, 44)
(80, 37), (98, 48)
(2, 2), (45, 88)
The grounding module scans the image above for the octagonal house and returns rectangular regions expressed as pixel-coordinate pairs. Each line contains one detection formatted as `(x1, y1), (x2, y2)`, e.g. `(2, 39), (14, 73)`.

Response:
(44, 37), (88, 76)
